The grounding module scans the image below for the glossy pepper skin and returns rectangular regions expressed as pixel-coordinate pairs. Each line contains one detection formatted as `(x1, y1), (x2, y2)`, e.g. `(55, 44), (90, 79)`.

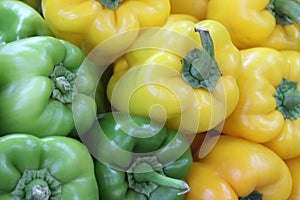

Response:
(186, 135), (292, 200)
(83, 112), (193, 199)
(107, 19), (241, 134)
(41, 0), (170, 54)
(0, 0), (52, 46)
(285, 156), (300, 199)
(223, 47), (300, 160)
(0, 134), (99, 200)
(169, 0), (208, 20)
(0, 36), (97, 137)
(207, 0), (300, 51)
(165, 13), (199, 24)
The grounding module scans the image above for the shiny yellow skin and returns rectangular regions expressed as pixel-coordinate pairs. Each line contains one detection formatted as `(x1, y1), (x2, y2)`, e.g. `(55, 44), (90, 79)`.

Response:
(263, 50), (300, 160)
(165, 14), (199, 24)
(207, 0), (300, 51)
(41, 0), (170, 54)
(285, 156), (300, 199)
(170, 0), (208, 20)
(223, 48), (300, 160)
(186, 135), (292, 200)
(107, 19), (241, 134)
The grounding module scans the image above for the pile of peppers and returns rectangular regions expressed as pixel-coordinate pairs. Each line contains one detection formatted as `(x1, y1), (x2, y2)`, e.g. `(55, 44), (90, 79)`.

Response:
(0, 0), (300, 199)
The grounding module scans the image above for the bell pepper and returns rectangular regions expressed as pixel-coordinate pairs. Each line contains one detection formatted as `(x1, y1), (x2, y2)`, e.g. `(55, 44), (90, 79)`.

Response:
(165, 14), (199, 24)
(169, 0), (208, 20)
(207, 0), (300, 51)
(285, 156), (300, 199)
(107, 19), (241, 134)
(95, 70), (113, 114)
(0, 36), (97, 137)
(17, 0), (42, 12)
(222, 47), (300, 160)
(82, 112), (193, 199)
(186, 135), (292, 200)
(41, 0), (170, 54)
(0, 0), (52, 46)
(0, 133), (99, 200)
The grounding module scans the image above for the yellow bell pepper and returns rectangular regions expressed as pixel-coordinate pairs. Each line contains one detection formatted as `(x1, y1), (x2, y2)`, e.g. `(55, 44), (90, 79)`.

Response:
(207, 0), (300, 51)
(169, 0), (208, 20)
(285, 156), (300, 199)
(223, 48), (300, 160)
(186, 135), (292, 200)
(107, 19), (241, 133)
(41, 0), (170, 54)
(165, 14), (199, 24)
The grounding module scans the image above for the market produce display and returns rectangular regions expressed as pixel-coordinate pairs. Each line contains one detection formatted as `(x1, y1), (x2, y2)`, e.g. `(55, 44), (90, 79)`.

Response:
(0, 0), (300, 199)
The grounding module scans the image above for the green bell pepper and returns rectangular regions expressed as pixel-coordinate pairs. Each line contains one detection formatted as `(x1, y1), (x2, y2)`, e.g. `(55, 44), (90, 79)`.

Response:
(83, 112), (193, 200)
(18, 0), (42, 12)
(95, 65), (113, 114)
(0, 0), (51, 46)
(0, 36), (97, 137)
(0, 133), (99, 200)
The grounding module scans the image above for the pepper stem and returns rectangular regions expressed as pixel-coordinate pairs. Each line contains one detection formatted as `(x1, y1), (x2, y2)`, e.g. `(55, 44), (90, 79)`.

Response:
(196, 25), (214, 58)
(275, 78), (300, 120)
(133, 163), (190, 195)
(239, 190), (263, 200)
(267, 0), (300, 25)
(127, 157), (190, 197)
(25, 180), (51, 200)
(50, 63), (76, 104)
(12, 169), (61, 200)
(98, 0), (123, 9)
(181, 25), (221, 92)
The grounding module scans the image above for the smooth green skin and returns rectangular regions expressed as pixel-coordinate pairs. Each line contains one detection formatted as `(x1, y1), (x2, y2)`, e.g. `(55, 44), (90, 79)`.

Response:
(0, 133), (99, 199)
(88, 112), (193, 200)
(0, 0), (51, 46)
(0, 36), (96, 137)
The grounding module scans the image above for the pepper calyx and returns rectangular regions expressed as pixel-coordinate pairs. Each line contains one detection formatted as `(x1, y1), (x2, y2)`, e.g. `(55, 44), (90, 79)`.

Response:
(275, 78), (300, 120)
(98, 0), (123, 9)
(12, 169), (61, 200)
(182, 25), (221, 92)
(50, 63), (76, 104)
(267, 0), (300, 25)
(127, 156), (190, 197)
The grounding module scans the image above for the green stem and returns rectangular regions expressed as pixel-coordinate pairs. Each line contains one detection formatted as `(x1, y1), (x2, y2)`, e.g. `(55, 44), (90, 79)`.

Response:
(275, 78), (300, 120)
(195, 25), (215, 58)
(50, 63), (76, 104)
(98, 0), (123, 9)
(181, 25), (221, 92)
(127, 157), (190, 197)
(24, 180), (51, 200)
(12, 169), (61, 200)
(239, 190), (263, 200)
(133, 163), (190, 195)
(267, 0), (300, 25)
